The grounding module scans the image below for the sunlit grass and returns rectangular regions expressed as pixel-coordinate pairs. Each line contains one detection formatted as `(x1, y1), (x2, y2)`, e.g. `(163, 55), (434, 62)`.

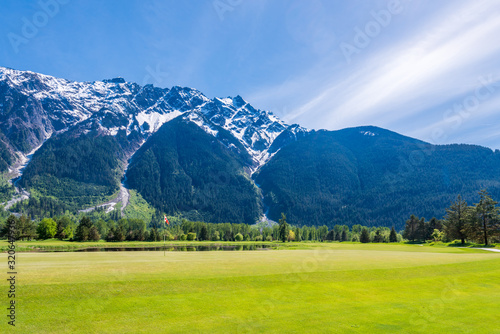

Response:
(2, 243), (499, 333)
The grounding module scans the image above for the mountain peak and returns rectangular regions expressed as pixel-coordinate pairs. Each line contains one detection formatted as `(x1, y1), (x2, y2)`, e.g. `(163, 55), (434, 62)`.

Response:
(232, 95), (247, 108)
(0, 67), (306, 169)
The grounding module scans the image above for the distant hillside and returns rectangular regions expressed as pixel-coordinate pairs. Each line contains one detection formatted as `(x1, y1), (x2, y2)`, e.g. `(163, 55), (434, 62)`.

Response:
(255, 126), (500, 228)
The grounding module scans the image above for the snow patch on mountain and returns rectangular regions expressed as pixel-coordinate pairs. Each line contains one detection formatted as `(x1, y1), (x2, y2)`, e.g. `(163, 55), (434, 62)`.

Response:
(200, 96), (308, 169)
(136, 110), (183, 133)
(361, 131), (377, 136)
(0, 66), (308, 172)
(185, 112), (219, 137)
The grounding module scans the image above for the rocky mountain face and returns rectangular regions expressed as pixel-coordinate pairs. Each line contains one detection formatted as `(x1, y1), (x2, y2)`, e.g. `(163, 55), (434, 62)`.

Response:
(0, 67), (306, 223)
(0, 67), (304, 170)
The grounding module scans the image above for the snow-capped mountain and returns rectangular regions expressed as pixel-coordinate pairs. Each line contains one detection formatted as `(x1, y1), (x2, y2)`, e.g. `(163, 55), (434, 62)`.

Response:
(3, 67), (500, 228)
(0, 67), (306, 171)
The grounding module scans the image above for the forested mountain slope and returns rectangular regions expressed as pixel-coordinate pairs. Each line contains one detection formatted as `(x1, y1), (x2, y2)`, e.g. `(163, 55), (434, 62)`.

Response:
(126, 116), (262, 224)
(255, 127), (500, 228)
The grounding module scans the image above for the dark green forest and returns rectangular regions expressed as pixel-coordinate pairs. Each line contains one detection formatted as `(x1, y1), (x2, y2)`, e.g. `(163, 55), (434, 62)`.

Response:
(126, 117), (261, 225)
(0, 139), (13, 173)
(19, 130), (124, 208)
(1, 190), (499, 245)
(255, 126), (500, 229)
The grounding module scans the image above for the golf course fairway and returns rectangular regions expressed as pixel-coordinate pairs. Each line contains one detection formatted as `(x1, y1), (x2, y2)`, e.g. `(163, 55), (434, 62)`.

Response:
(4, 243), (500, 333)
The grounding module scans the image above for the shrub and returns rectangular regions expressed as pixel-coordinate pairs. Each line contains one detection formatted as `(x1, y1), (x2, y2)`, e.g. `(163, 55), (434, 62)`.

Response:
(179, 234), (187, 241)
(165, 231), (174, 241)
(431, 229), (444, 242)
(265, 235), (273, 242)
(255, 235), (263, 241)
(234, 233), (244, 241)
(187, 232), (196, 241)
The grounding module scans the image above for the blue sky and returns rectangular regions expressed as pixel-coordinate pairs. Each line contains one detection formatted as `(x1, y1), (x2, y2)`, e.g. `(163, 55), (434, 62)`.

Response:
(1, 0), (500, 148)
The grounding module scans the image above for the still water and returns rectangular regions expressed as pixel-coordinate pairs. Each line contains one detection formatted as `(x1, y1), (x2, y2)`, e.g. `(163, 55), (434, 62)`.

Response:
(74, 244), (276, 252)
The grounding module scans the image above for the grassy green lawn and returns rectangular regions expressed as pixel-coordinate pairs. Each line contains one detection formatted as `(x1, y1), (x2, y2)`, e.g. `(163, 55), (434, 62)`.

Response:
(2, 243), (499, 333)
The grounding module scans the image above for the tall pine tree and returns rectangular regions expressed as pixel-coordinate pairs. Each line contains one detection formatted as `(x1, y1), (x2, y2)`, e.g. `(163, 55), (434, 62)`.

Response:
(470, 190), (499, 245)
(443, 195), (469, 244)
(278, 213), (289, 243)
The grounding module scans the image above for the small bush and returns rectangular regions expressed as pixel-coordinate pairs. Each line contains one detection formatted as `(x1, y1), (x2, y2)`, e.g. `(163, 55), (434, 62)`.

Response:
(234, 233), (243, 241)
(265, 235), (273, 242)
(186, 232), (196, 241)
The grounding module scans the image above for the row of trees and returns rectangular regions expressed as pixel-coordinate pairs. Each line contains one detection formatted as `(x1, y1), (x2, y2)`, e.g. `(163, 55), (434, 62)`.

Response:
(0, 213), (404, 243)
(7, 190), (498, 245)
(442, 190), (500, 245)
(403, 216), (443, 242)
(403, 190), (500, 245)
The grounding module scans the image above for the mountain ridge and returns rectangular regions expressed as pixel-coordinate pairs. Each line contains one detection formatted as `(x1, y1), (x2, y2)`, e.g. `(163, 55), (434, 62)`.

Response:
(2, 66), (500, 228)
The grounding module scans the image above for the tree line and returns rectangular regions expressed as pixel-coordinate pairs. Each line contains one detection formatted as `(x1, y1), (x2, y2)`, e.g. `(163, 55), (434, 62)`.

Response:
(403, 189), (500, 245)
(0, 212), (404, 243)
(2, 189), (498, 245)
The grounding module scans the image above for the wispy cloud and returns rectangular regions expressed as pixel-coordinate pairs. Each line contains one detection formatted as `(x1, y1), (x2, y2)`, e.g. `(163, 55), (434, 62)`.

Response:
(250, 0), (500, 148)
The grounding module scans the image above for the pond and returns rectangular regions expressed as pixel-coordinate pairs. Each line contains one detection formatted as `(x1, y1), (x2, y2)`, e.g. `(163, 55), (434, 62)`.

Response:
(73, 244), (277, 252)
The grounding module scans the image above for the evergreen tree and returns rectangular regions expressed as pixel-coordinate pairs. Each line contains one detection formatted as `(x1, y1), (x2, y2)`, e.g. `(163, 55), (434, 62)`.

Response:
(106, 228), (116, 242)
(416, 218), (426, 241)
(443, 195), (469, 244)
(341, 229), (347, 242)
(325, 230), (335, 241)
(360, 228), (370, 243)
(55, 216), (74, 240)
(88, 226), (101, 241)
(115, 226), (125, 242)
(278, 213), (289, 242)
(469, 189), (499, 245)
(403, 215), (419, 241)
(74, 216), (94, 241)
(389, 226), (397, 242)
(0, 215), (17, 239)
(199, 225), (209, 241)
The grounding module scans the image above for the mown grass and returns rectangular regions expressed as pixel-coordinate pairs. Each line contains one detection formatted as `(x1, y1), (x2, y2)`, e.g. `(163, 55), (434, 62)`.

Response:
(1, 243), (499, 333)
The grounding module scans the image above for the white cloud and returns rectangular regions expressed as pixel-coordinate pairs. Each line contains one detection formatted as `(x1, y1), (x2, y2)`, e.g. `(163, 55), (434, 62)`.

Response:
(250, 0), (500, 148)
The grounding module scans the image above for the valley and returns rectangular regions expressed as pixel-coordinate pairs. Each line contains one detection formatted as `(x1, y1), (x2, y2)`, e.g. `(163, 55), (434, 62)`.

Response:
(2, 142), (45, 209)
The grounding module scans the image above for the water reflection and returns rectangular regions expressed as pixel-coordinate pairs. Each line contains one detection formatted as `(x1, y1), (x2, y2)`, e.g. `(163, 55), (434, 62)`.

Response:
(73, 244), (275, 252)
